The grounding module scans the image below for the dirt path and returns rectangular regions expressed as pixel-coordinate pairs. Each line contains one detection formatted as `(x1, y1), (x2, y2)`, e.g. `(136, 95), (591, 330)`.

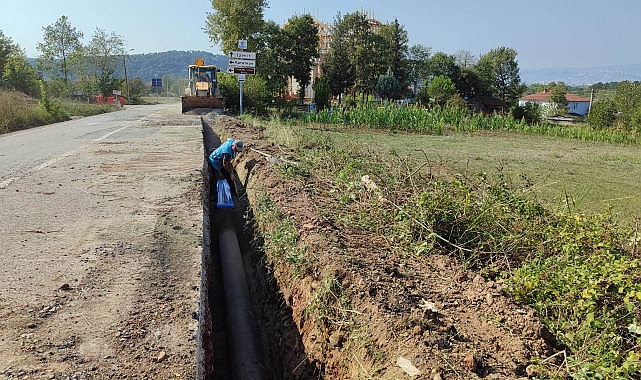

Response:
(0, 104), (203, 378)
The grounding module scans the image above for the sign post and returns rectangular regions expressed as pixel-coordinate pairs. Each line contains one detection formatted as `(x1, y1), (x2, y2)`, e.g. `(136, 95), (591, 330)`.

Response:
(229, 43), (256, 115)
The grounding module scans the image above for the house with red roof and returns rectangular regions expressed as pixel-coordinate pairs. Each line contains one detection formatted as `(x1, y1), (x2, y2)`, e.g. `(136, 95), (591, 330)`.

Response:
(519, 90), (591, 116)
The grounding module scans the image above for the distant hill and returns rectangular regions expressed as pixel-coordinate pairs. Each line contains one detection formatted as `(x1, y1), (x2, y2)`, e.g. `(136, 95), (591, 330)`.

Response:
(115, 50), (228, 80)
(27, 51), (641, 86)
(520, 63), (641, 86)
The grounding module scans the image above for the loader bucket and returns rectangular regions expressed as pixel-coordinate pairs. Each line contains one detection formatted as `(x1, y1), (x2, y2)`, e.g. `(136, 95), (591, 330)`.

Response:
(181, 96), (224, 113)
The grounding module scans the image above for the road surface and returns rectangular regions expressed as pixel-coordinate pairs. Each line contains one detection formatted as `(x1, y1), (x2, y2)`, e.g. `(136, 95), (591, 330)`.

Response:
(0, 103), (204, 378)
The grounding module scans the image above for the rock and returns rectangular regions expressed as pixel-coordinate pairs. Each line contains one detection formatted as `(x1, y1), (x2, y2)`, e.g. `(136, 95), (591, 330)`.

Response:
(526, 364), (540, 377)
(463, 355), (477, 372)
(27, 323), (37, 329)
(156, 351), (167, 362)
(486, 293), (494, 306)
(396, 356), (421, 376)
(59, 283), (71, 291)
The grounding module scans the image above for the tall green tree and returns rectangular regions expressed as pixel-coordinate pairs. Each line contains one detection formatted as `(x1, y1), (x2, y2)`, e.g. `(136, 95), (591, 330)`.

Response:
(405, 44), (430, 97)
(206, 0), (267, 53)
(355, 32), (388, 101)
(0, 30), (17, 76)
(36, 15), (84, 86)
(321, 12), (356, 104)
(427, 52), (459, 84)
(549, 82), (568, 116)
(614, 81), (641, 129)
(338, 12), (372, 100)
(282, 14), (319, 102)
(378, 19), (409, 91)
(475, 46), (525, 108)
(3, 48), (40, 96)
(86, 28), (124, 82)
(0, 30), (39, 96)
(254, 21), (288, 97)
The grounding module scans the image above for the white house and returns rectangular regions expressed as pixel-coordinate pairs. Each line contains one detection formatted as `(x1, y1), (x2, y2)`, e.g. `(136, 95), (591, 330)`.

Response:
(519, 90), (591, 116)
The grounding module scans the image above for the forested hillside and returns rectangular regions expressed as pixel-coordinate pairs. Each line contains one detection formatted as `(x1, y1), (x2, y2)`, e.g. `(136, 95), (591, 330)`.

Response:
(115, 50), (228, 81)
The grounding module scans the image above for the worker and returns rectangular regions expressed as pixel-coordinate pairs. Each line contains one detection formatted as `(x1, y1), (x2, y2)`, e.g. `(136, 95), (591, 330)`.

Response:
(209, 138), (244, 195)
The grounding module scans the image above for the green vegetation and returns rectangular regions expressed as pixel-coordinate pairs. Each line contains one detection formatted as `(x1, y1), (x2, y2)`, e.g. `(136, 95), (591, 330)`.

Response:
(0, 89), (115, 134)
(250, 114), (641, 378)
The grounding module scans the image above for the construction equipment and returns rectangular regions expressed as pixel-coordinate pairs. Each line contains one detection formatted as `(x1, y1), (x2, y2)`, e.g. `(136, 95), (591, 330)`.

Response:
(181, 58), (224, 113)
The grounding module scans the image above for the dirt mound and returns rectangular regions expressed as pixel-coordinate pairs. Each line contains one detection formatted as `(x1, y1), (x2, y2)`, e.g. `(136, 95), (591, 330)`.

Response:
(211, 114), (559, 379)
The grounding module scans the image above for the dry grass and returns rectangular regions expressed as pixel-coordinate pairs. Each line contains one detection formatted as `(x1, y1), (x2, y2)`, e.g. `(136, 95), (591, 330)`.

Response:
(0, 90), (50, 134)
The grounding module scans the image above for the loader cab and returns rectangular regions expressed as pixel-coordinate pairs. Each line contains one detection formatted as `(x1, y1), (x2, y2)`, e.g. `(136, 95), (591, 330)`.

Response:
(186, 64), (218, 97)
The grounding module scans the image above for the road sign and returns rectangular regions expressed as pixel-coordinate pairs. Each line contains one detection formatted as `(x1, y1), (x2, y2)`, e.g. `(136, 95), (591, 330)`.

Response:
(228, 59), (256, 68)
(237, 74), (246, 82)
(226, 67), (255, 75)
(238, 40), (247, 49)
(151, 78), (162, 87)
(228, 51), (256, 60)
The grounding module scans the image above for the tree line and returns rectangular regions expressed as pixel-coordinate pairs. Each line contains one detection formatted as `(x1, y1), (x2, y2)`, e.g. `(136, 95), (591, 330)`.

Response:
(206, 0), (526, 112)
(0, 16), (147, 103)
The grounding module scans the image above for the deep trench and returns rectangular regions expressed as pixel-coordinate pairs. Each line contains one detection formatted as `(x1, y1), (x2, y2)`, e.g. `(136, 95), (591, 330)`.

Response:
(196, 116), (320, 380)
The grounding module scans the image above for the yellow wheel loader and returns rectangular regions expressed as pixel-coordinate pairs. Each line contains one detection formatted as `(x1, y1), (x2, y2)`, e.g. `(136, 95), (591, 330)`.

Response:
(181, 58), (224, 113)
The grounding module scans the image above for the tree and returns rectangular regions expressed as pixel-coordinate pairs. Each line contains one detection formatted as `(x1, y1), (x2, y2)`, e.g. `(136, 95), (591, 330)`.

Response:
(427, 52), (459, 83)
(378, 19), (409, 92)
(282, 14), (319, 102)
(405, 44), (431, 97)
(614, 81), (641, 129)
(313, 75), (330, 110)
(127, 77), (146, 104)
(37, 16), (84, 87)
(549, 82), (568, 116)
(254, 21), (288, 97)
(0, 30), (17, 77)
(3, 49), (40, 97)
(355, 32), (388, 101)
(376, 75), (401, 101)
(586, 100), (617, 129)
(206, 0), (267, 53)
(86, 28), (124, 90)
(322, 12), (356, 104)
(427, 75), (457, 107)
(475, 47), (525, 109)
(454, 50), (477, 69)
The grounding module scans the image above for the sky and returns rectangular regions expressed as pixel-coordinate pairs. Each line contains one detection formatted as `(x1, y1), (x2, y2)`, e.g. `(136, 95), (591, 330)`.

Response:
(1, 0), (640, 70)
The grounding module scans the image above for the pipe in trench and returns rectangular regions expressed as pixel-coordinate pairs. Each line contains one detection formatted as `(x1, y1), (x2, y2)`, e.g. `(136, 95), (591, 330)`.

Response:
(218, 226), (268, 380)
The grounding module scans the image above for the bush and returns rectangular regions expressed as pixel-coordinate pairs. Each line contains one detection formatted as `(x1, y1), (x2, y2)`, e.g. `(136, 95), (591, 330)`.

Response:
(586, 100), (617, 129)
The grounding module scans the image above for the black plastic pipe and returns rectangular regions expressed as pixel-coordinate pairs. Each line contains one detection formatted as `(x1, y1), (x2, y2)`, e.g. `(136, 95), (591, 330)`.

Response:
(218, 226), (268, 380)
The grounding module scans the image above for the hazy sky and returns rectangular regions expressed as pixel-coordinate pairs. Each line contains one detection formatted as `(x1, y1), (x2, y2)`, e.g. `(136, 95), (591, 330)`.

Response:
(1, 0), (640, 69)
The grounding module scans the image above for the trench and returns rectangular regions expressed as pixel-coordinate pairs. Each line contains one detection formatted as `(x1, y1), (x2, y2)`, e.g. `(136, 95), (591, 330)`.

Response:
(196, 116), (320, 379)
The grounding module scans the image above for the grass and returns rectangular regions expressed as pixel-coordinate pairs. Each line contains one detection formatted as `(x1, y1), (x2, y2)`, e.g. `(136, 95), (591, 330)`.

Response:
(247, 114), (641, 378)
(0, 90), (117, 134)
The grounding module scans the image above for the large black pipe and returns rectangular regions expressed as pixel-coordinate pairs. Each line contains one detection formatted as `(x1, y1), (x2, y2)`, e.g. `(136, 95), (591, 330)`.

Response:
(218, 226), (268, 379)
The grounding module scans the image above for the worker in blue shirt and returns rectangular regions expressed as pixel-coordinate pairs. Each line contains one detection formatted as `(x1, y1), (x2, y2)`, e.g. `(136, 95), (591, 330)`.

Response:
(209, 138), (244, 195)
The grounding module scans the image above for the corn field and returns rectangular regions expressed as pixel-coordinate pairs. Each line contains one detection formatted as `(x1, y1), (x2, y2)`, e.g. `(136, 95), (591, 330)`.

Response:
(304, 104), (641, 145)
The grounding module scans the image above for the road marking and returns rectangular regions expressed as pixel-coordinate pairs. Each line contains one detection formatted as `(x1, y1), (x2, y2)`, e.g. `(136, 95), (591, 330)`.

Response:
(2, 126), (131, 190)
(0, 177), (18, 189)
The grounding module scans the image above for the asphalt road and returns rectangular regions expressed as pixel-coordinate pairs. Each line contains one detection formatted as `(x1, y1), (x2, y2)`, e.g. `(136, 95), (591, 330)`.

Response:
(0, 105), (167, 190)
(0, 103), (204, 376)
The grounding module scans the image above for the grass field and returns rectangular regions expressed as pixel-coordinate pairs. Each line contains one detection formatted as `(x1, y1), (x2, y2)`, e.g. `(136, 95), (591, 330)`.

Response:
(319, 129), (641, 225)
(258, 116), (641, 377)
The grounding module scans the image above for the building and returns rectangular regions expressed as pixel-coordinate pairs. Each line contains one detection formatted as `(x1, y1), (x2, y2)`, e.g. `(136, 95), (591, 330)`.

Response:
(519, 90), (591, 116)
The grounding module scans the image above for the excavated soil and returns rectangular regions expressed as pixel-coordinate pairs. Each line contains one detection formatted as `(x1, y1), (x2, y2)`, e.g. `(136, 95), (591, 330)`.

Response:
(208, 113), (560, 380)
